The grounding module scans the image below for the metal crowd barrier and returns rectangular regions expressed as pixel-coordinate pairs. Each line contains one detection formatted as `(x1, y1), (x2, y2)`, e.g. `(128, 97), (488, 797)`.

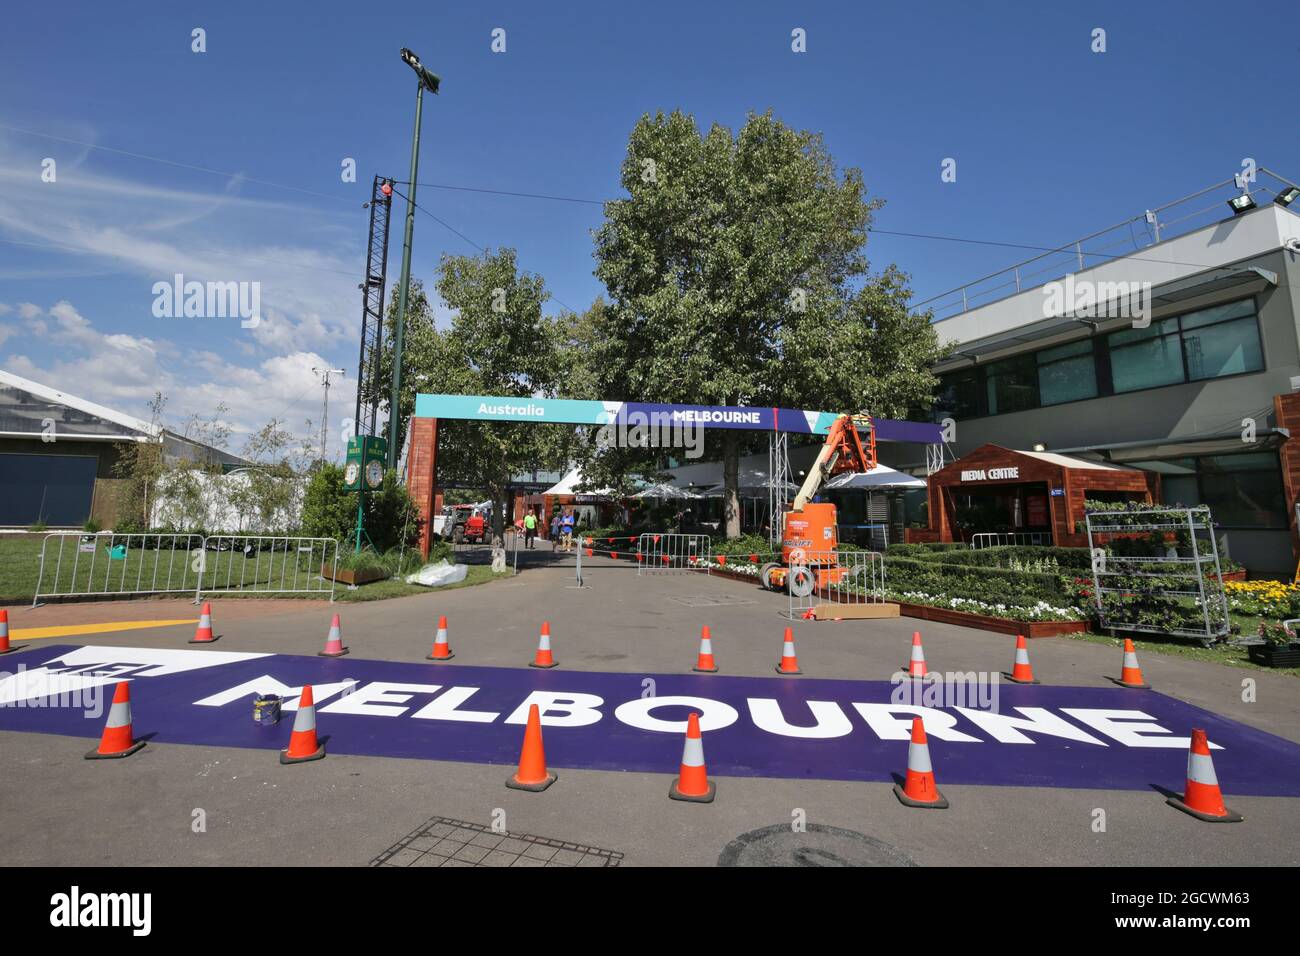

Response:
(196, 535), (338, 601)
(969, 531), (1052, 549)
(786, 549), (887, 621)
(636, 533), (712, 575)
(33, 532), (338, 605)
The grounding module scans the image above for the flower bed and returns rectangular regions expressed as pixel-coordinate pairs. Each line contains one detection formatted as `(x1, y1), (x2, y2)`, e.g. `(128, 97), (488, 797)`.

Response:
(887, 589), (1089, 637)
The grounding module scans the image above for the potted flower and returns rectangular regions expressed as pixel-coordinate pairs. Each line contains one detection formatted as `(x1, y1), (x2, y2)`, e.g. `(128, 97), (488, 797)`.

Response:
(1247, 621), (1300, 667)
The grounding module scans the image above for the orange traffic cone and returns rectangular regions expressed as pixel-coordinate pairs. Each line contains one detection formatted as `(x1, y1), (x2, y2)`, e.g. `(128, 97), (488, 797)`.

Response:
(669, 712), (715, 803)
(530, 621), (558, 668)
(189, 601), (217, 644)
(427, 615), (454, 661)
(1167, 728), (1242, 822)
(0, 608), (20, 654)
(893, 716), (949, 808)
(85, 681), (146, 759)
(318, 613), (348, 658)
(506, 703), (557, 791)
(1004, 634), (1039, 684)
(775, 626), (802, 675)
(903, 631), (933, 680)
(1109, 639), (1150, 689)
(693, 625), (719, 673)
(280, 685), (326, 764)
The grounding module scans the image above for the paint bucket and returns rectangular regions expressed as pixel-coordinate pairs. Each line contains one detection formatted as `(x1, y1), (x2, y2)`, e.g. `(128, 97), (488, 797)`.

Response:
(252, 694), (282, 726)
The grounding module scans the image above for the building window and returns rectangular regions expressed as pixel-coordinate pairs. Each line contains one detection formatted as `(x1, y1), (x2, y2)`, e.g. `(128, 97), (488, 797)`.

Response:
(1109, 317), (1185, 393)
(984, 353), (1038, 415)
(1196, 452), (1286, 529)
(1037, 339), (1097, 406)
(933, 367), (982, 421)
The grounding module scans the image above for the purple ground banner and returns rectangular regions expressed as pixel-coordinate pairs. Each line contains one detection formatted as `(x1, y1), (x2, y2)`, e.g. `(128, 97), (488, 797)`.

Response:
(1, 644), (1298, 796)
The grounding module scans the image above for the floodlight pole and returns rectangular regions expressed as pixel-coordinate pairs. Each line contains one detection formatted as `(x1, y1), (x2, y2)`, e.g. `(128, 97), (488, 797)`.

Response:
(388, 49), (439, 470)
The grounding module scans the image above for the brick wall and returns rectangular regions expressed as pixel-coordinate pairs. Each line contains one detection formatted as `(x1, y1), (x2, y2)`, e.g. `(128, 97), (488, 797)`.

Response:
(405, 417), (439, 558)
(1273, 392), (1300, 560)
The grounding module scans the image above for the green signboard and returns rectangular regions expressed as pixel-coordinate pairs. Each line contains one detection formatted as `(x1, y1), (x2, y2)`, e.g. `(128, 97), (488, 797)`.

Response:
(344, 435), (388, 492)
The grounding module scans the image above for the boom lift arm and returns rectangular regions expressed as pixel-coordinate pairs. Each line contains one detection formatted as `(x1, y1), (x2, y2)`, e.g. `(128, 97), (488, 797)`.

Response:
(789, 414), (878, 512)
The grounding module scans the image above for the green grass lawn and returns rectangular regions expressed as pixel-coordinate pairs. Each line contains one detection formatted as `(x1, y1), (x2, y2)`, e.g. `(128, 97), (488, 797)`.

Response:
(1062, 615), (1300, 677)
(0, 534), (504, 605)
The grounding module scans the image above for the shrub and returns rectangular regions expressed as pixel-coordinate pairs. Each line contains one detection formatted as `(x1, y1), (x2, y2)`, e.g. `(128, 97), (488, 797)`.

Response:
(300, 464), (418, 553)
(713, 534), (778, 559)
(883, 556), (1069, 605)
(28, 520), (48, 532)
(82, 518), (102, 533)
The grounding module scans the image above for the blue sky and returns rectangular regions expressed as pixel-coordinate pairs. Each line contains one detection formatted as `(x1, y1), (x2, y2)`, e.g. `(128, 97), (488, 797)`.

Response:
(2, 0), (1297, 458)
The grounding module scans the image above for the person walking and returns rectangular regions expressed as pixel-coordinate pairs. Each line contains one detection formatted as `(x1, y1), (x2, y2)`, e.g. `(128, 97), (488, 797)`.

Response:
(523, 510), (538, 549)
(560, 509), (575, 552)
(550, 511), (561, 549)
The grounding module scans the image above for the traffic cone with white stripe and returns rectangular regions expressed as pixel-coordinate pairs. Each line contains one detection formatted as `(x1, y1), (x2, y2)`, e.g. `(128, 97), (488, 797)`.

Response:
(506, 703), (556, 791)
(669, 712), (715, 803)
(775, 626), (802, 675)
(693, 625), (718, 673)
(280, 685), (326, 764)
(1167, 728), (1242, 822)
(893, 716), (949, 809)
(0, 608), (20, 655)
(903, 631), (933, 681)
(530, 621), (558, 668)
(85, 681), (146, 759)
(189, 601), (218, 644)
(427, 615), (454, 661)
(318, 613), (348, 658)
(1109, 639), (1150, 689)
(1003, 634), (1039, 684)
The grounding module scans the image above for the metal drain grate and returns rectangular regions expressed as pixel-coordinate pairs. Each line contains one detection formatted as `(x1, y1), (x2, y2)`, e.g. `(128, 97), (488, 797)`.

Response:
(371, 816), (623, 868)
(669, 593), (756, 608)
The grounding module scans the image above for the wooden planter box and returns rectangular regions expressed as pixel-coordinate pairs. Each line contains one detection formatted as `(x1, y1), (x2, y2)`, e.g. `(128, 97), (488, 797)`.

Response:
(321, 563), (388, 586)
(1247, 643), (1300, 668)
(894, 602), (1090, 638)
(1220, 569), (1248, 582)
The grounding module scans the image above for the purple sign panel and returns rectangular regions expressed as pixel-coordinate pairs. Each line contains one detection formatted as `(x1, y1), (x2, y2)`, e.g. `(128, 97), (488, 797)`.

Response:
(2, 644), (1297, 796)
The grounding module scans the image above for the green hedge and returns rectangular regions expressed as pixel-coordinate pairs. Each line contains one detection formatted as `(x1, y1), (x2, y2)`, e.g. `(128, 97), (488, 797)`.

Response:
(883, 556), (1070, 605)
(885, 543), (1092, 570)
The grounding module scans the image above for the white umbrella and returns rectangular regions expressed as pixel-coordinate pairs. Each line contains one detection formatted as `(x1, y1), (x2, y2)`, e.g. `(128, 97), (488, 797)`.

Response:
(633, 482), (701, 500)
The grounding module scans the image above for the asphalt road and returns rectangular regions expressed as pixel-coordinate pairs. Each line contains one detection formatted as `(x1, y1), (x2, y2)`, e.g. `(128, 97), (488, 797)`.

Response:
(2, 558), (1297, 867)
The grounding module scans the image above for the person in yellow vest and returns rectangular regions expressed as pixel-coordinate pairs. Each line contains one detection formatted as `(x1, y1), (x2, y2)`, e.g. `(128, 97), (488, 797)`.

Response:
(523, 510), (538, 549)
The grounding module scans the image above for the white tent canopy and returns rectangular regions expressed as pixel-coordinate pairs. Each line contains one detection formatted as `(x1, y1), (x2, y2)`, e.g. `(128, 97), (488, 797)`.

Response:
(541, 467), (617, 498)
(824, 463), (927, 491)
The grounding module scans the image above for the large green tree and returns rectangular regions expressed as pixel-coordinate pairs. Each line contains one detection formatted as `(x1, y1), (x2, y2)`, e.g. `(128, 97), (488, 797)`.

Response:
(591, 109), (946, 535)
(373, 251), (572, 542)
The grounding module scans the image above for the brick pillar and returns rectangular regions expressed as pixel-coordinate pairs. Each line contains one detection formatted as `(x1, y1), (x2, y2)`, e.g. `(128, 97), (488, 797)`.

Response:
(1273, 393), (1300, 562)
(405, 417), (439, 558)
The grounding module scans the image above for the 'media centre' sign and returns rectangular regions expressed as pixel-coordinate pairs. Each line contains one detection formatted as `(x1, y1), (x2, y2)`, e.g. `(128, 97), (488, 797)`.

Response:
(960, 467), (1020, 482)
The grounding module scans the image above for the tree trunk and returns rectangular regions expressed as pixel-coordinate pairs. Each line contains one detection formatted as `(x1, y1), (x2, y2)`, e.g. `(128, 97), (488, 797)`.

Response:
(490, 487), (506, 547)
(723, 431), (741, 539)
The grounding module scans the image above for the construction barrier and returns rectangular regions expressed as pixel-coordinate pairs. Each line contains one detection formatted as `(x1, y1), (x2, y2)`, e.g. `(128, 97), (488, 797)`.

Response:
(33, 532), (205, 607)
(195, 535), (338, 602)
(635, 533), (712, 576)
(785, 548), (890, 621)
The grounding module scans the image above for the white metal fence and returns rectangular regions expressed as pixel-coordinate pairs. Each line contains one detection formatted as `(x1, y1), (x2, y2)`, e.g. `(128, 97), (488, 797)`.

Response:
(969, 531), (1052, 549)
(33, 532), (339, 605)
(636, 533), (712, 575)
(786, 549), (887, 620)
(32, 532), (205, 606)
(196, 534), (339, 601)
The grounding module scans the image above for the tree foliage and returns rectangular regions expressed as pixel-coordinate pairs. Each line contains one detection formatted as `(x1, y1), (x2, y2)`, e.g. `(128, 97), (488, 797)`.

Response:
(589, 109), (947, 533)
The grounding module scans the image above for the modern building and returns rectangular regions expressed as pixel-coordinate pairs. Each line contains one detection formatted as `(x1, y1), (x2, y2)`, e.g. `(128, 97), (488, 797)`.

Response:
(0, 369), (248, 528)
(895, 170), (1300, 575)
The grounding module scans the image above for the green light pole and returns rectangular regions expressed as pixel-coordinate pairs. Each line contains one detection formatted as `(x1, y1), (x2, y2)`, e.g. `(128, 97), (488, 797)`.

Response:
(388, 48), (440, 470)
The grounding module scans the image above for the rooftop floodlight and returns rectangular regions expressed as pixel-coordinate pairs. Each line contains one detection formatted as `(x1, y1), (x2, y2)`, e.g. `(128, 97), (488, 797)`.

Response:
(1274, 186), (1300, 207)
(400, 48), (441, 94)
(1227, 191), (1256, 215)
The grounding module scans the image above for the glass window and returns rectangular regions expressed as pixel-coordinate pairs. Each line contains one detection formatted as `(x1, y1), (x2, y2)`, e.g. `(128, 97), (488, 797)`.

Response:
(1110, 332), (1185, 392)
(1182, 317), (1263, 381)
(1197, 453), (1286, 528)
(1038, 340), (1097, 406)
(985, 354), (1038, 415)
(1179, 298), (1255, 330)
(0, 453), (97, 526)
(934, 368), (981, 420)
(1108, 316), (1177, 347)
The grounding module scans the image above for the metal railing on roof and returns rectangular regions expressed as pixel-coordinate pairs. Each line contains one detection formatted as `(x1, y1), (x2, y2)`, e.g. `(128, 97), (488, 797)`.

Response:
(914, 168), (1300, 323)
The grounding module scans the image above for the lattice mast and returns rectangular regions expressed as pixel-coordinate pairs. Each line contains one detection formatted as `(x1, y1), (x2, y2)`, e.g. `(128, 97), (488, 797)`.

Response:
(354, 176), (394, 438)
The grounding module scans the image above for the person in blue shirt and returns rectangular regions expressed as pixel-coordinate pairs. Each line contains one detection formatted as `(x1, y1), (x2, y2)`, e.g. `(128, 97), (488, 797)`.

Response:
(560, 510), (575, 552)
